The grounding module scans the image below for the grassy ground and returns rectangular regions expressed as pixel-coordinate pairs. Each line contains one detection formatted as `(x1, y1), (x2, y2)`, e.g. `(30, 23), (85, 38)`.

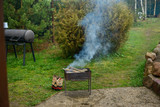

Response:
(7, 18), (160, 106)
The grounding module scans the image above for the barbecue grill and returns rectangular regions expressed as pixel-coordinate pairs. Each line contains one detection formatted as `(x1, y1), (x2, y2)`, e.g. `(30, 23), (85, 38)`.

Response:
(5, 29), (36, 66)
(5, 29), (34, 43)
(64, 67), (91, 95)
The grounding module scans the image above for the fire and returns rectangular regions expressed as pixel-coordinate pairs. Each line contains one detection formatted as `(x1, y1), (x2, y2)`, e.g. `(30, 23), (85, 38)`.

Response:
(63, 67), (88, 73)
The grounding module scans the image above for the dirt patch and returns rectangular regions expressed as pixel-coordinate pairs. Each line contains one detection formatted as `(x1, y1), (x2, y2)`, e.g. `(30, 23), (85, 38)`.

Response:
(36, 87), (160, 107)
(10, 101), (26, 107)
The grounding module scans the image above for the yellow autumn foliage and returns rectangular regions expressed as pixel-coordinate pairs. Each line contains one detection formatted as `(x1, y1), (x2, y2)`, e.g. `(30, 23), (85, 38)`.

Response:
(55, 1), (133, 57)
(107, 2), (133, 51)
(54, 1), (86, 57)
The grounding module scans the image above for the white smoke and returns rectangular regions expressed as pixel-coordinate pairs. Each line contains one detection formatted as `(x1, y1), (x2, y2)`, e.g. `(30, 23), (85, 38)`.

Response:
(68, 0), (121, 68)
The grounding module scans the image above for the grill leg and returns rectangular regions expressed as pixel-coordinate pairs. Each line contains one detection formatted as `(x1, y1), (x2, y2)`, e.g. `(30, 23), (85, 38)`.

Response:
(65, 79), (66, 96)
(23, 43), (26, 66)
(30, 43), (36, 62)
(13, 45), (17, 58)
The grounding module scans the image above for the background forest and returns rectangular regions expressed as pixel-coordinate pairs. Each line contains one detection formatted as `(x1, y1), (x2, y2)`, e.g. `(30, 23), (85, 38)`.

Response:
(4, 0), (160, 40)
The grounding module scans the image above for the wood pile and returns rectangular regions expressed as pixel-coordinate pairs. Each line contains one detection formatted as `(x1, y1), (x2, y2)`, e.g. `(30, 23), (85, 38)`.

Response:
(144, 43), (160, 96)
(63, 67), (88, 73)
(144, 44), (160, 77)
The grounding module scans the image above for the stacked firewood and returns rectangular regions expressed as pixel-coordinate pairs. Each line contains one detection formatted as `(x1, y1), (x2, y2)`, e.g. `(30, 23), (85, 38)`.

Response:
(143, 43), (160, 96)
(52, 75), (63, 91)
(144, 43), (160, 77)
(63, 67), (88, 73)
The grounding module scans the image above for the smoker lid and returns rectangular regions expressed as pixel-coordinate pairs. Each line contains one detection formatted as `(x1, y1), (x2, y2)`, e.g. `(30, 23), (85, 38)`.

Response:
(24, 30), (35, 42)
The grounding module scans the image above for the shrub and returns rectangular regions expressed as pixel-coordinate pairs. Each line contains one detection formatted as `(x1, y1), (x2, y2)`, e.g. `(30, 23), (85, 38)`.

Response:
(107, 2), (133, 51)
(55, 1), (133, 57)
(54, 1), (86, 57)
(157, 14), (160, 18)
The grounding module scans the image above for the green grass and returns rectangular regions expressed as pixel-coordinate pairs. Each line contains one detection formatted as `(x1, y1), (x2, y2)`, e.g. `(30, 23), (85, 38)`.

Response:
(7, 18), (160, 106)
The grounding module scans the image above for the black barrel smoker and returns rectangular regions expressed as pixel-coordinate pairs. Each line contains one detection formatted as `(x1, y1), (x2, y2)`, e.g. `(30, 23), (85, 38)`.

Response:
(5, 29), (36, 66)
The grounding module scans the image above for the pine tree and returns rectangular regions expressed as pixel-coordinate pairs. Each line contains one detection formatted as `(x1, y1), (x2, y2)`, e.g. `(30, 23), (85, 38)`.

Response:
(3, 0), (54, 39)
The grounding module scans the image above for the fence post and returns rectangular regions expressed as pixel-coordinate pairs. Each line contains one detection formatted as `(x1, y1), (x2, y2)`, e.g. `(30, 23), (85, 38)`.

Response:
(0, 0), (9, 107)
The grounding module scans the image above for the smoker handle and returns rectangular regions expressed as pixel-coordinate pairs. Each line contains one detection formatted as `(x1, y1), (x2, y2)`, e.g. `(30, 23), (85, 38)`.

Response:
(9, 36), (22, 42)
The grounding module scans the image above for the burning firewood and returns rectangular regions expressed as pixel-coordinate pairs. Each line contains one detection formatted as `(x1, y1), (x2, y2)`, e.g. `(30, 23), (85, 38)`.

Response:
(63, 67), (88, 73)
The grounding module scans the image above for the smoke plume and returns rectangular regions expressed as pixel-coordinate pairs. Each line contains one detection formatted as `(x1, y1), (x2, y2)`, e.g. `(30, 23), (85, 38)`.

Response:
(68, 0), (120, 68)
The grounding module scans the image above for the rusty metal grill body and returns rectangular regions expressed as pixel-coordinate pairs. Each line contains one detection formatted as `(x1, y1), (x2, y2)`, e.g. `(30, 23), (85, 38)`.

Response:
(5, 29), (36, 66)
(64, 68), (91, 95)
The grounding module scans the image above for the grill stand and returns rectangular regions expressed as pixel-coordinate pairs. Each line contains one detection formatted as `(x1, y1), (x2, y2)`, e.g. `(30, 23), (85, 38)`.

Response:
(13, 44), (17, 58)
(64, 70), (91, 96)
(6, 42), (36, 66)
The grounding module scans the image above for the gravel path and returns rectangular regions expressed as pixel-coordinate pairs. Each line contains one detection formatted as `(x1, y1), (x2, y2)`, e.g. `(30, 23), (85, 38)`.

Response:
(36, 87), (160, 107)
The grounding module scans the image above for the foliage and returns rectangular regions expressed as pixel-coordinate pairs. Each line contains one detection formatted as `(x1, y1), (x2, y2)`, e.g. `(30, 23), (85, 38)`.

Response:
(107, 2), (133, 51)
(3, 0), (56, 38)
(55, 1), (133, 57)
(157, 14), (160, 18)
(54, 1), (86, 57)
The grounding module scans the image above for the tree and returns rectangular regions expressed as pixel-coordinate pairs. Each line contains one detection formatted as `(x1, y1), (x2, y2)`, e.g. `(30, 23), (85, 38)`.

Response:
(145, 0), (147, 18)
(140, 0), (145, 15)
(154, 0), (157, 16)
(135, 0), (137, 14)
(51, 0), (55, 43)
(3, 0), (53, 39)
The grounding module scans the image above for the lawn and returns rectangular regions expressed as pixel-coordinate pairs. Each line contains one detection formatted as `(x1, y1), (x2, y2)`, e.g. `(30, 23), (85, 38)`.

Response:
(7, 18), (160, 106)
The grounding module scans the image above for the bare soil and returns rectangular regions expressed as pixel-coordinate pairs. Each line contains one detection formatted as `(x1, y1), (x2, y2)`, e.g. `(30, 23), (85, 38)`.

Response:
(36, 87), (160, 107)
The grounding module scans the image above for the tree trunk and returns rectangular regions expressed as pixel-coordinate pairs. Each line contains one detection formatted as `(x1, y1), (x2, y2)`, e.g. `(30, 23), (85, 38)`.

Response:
(140, 0), (145, 15)
(21, 0), (24, 29)
(154, 0), (157, 16)
(21, 0), (22, 8)
(51, 0), (55, 43)
(135, 0), (137, 14)
(145, 0), (147, 18)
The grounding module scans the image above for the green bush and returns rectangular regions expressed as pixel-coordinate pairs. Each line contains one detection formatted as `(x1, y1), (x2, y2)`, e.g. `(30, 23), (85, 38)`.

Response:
(55, 1), (86, 57)
(55, 1), (133, 57)
(107, 2), (133, 51)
